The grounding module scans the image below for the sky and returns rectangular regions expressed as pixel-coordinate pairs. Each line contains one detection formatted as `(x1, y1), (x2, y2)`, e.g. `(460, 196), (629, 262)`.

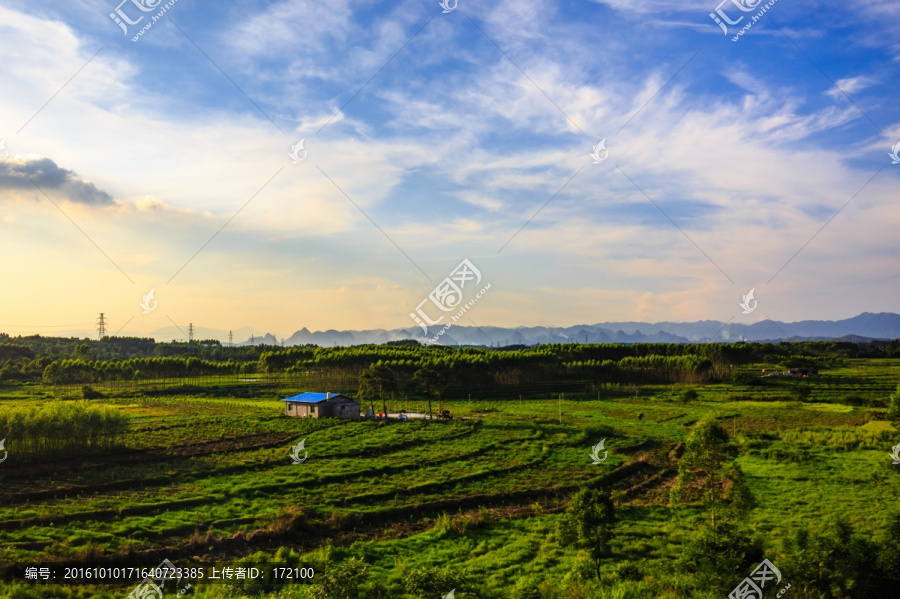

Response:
(0, 0), (898, 342)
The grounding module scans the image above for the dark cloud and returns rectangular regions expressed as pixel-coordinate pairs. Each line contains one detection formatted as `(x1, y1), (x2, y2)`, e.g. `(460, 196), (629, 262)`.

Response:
(0, 157), (115, 206)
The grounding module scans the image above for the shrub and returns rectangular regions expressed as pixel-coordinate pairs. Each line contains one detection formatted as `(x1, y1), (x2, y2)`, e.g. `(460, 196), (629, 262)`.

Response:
(616, 562), (644, 581)
(402, 565), (466, 595)
(794, 384), (811, 400)
(887, 385), (900, 420)
(730, 371), (759, 386)
(511, 578), (542, 599)
(677, 521), (763, 592)
(81, 385), (103, 399)
(310, 557), (387, 599)
(843, 395), (867, 407)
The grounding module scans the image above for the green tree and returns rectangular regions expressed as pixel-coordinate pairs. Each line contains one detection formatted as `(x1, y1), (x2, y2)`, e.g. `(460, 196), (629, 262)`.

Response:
(557, 486), (616, 581)
(670, 413), (740, 529)
(677, 520), (762, 591)
(413, 365), (447, 420)
(74, 343), (94, 361)
(357, 363), (397, 415)
(681, 388), (699, 403)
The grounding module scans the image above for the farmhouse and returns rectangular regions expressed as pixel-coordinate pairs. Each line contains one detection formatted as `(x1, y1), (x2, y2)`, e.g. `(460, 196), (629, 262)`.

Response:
(282, 392), (361, 419)
(787, 367), (818, 377)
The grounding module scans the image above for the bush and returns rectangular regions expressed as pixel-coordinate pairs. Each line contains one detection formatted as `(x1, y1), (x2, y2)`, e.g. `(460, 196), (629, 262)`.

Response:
(681, 389), (699, 402)
(81, 385), (104, 399)
(730, 371), (760, 386)
(793, 384), (811, 400)
(310, 557), (387, 599)
(402, 565), (466, 595)
(511, 578), (542, 599)
(887, 385), (900, 420)
(677, 521), (763, 592)
(787, 516), (900, 596)
(616, 562), (644, 581)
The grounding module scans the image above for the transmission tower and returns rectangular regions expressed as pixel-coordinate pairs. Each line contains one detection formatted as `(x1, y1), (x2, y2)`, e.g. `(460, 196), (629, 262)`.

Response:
(188, 323), (194, 342)
(97, 313), (107, 340)
(250, 335), (255, 345)
(228, 330), (233, 346)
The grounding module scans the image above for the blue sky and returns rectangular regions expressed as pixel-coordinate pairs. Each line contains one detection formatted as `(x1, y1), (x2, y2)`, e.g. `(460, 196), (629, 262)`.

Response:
(0, 0), (898, 341)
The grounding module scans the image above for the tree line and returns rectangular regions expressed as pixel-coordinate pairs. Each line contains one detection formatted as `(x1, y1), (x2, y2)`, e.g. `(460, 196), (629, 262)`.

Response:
(0, 402), (128, 462)
(17, 339), (897, 389)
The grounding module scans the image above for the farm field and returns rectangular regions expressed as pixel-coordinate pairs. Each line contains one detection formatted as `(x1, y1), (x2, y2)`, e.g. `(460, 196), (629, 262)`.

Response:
(0, 355), (899, 598)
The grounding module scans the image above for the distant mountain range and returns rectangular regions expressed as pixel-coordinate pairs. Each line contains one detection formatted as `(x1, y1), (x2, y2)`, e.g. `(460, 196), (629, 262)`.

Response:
(145, 312), (900, 347)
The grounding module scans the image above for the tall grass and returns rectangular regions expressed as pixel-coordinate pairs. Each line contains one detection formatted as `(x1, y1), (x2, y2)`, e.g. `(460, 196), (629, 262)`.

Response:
(0, 401), (128, 461)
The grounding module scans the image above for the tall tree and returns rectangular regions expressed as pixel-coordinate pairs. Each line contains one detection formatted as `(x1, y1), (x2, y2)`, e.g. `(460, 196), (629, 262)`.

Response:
(670, 413), (739, 529)
(413, 366), (446, 420)
(558, 486), (616, 581)
(358, 363), (397, 415)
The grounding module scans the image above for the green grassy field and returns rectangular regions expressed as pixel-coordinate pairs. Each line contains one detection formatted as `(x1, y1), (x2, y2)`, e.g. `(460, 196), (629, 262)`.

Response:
(1, 359), (898, 598)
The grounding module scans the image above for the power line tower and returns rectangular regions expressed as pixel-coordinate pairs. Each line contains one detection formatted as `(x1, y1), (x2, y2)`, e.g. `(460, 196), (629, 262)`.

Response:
(97, 313), (107, 340)
(188, 323), (194, 342)
(250, 335), (255, 345)
(228, 330), (233, 346)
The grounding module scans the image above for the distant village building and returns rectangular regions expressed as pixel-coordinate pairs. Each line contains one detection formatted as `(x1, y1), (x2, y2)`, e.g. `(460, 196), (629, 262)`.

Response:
(787, 367), (818, 377)
(282, 392), (361, 419)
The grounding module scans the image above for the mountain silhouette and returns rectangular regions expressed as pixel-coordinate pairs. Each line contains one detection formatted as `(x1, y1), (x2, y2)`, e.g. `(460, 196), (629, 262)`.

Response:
(174, 312), (900, 347)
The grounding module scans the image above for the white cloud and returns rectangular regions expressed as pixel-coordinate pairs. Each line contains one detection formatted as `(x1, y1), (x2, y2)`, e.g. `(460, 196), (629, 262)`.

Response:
(826, 75), (876, 100)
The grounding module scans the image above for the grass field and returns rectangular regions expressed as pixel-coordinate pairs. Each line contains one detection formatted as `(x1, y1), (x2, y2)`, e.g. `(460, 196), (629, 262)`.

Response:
(1, 358), (898, 598)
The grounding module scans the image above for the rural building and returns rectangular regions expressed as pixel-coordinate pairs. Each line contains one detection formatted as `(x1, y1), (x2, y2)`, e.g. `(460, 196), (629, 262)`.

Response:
(282, 392), (361, 419)
(787, 367), (818, 377)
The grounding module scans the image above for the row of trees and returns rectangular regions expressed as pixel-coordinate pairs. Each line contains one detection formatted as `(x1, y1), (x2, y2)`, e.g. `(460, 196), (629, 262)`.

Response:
(0, 402), (128, 461)
(0, 333), (290, 363)
(40, 357), (257, 385)
(27, 340), (897, 390)
(2, 333), (897, 371)
(39, 351), (713, 389)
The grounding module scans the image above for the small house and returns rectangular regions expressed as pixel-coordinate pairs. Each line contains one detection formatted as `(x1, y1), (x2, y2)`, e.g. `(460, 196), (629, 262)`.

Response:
(787, 367), (818, 377)
(282, 392), (361, 419)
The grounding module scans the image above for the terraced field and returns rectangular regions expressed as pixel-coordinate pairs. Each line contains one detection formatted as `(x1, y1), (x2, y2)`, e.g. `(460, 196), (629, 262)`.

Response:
(1, 358), (899, 598)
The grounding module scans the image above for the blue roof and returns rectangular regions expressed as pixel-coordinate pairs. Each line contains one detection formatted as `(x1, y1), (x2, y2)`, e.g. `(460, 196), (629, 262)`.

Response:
(282, 392), (349, 403)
